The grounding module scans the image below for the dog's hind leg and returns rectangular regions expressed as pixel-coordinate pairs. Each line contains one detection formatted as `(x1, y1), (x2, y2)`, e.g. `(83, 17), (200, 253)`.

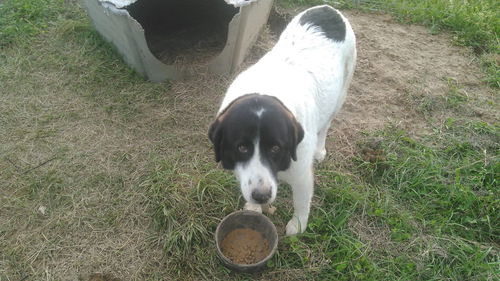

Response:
(314, 123), (331, 163)
(284, 166), (314, 235)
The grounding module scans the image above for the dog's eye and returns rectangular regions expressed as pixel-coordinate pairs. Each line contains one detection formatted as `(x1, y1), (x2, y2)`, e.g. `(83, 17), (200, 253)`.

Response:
(238, 145), (249, 154)
(270, 145), (280, 154)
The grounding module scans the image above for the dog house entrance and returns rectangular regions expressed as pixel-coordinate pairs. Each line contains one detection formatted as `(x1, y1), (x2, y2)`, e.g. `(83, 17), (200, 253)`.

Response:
(126, 0), (238, 65)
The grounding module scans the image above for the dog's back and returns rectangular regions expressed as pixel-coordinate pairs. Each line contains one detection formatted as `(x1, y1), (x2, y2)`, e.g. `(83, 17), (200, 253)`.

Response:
(273, 5), (355, 79)
(222, 5), (356, 131)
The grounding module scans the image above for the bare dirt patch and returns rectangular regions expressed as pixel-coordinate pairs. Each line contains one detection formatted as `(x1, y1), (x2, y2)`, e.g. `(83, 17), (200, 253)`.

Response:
(332, 10), (497, 156)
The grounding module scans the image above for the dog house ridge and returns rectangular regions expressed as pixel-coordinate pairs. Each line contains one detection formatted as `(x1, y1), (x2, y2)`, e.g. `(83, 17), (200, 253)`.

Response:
(84, 0), (274, 82)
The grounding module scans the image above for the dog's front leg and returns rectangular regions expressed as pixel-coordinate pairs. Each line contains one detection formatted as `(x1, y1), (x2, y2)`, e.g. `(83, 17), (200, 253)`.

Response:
(285, 168), (314, 235)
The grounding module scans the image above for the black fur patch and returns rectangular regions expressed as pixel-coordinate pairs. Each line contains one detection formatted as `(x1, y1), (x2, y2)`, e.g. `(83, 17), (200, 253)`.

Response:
(299, 6), (346, 42)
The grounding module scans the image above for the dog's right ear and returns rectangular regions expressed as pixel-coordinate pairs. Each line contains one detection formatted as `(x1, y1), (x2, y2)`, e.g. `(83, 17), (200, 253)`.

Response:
(208, 118), (223, 163)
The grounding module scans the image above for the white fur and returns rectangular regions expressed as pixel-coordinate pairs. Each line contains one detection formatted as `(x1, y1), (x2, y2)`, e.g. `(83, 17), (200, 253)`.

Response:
(254, 107), (266, 117)
(224, 0), (257, 8)
(218, 6), (356, 235)
(234, 138), (278, 205)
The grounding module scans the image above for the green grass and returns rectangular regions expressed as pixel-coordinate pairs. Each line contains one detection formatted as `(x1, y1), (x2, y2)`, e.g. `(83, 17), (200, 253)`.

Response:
(351, 121), (499, 280)
(359, 122), (499, 241)
(141, 159), (240, 279)
(0, 0), (76, 47)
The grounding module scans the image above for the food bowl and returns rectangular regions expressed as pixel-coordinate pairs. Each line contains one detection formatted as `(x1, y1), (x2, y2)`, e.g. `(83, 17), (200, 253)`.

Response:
(215, 210), (278, 273)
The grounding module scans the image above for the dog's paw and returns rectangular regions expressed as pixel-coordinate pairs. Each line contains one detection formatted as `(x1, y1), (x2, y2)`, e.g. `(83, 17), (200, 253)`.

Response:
(314, 148), (326, 163)
(224, 0), (257, 7)
(244, 202), (262, 213)
(285, 216), (308, 235)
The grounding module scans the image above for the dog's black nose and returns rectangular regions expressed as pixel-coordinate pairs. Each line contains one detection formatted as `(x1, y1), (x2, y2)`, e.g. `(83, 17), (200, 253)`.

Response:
(251, 190), (271, 203)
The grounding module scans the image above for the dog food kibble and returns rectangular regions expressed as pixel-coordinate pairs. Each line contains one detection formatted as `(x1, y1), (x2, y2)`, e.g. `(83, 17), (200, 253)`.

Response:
(221, 228), (270, 264)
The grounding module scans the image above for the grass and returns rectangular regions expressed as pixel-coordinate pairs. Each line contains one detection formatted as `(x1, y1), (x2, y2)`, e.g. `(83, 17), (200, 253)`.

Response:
(0, 0), (498, 280)
(0, 0), (76, 47)
(359, 122), (499, 242)
(352, 121), (499, 280)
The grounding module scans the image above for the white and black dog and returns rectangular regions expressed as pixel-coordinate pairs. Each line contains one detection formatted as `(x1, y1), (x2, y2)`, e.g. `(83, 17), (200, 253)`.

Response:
(209, 5), (356, 235)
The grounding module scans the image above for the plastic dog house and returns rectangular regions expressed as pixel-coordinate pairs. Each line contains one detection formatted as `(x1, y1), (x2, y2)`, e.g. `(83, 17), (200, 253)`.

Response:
(83, 0), (274, 81)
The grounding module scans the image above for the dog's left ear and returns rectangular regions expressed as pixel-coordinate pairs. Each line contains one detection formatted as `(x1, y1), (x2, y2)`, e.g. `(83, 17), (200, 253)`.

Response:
(208, 118), (223, 163)
(289, 117), (304, 161)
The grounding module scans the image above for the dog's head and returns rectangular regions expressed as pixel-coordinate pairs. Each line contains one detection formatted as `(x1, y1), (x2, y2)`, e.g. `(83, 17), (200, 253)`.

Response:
(209, 94), (304, 205)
